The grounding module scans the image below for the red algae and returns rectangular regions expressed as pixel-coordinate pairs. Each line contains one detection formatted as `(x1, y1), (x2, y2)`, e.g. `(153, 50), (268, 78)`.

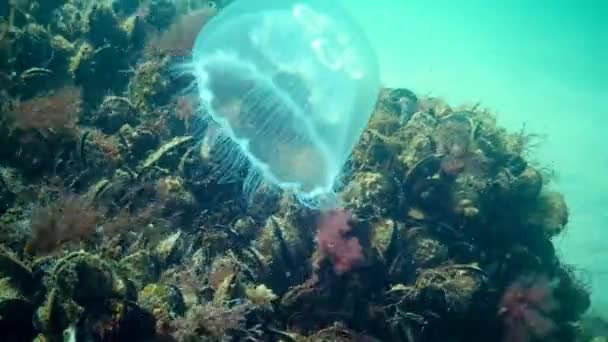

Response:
(11, 86), (82, 137)
(315, 209), (364, 275)
(499, 275), (558, 342)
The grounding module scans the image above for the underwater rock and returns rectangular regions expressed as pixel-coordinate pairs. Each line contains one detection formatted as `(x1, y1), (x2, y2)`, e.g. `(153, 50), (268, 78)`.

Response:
(93, 299), (157, 341)
(513, 166), (543, 201)
(11, 24), (76, 97)
(404, 228), (449, 270)
(403, 155), (444, 220)
(171, 300), (253, 341)
(305, 322), (381, 342)
(245, 284), (277, 308)
(13, 24), (53, 74)
(34, 251), (136, 334)
(342, 171), (395, 218)
(150, 6), (218, 57)
(0, 247), (35, 339)
(0, 12), (595, 338)
(208, 255), (240, 291)
(436, 112), (474, 155)
(369, 218), (398, 263)
(155, 231), (184, 267)
(398, 112), (438, 170)
(119, 250), (160, 290)
(122, 14), (147, 49)
(155, 175), (197, 220)
(451, 175), (483, 219)
(386, 264), (486, 323)
(127, 57), (171, 112)
(112, 0), (140, 15)
(117, 124), (160, 161)
(140, 136), (194, 172)
(250, 212), (314, 294)
(145, 0), (177, 30)
(0, 207), (32, 251)
(16, 32), (74, 96)
(377, 88), (419, 123)
(280, 271), (375, 335)
(552, 266), (591, 322)
(86, 3), (128, 48)
(138, 283), (185, 319)
(28, 0), (65, 24)
(49, 3), (86, 40)
(525, 191), (569, 237)
(416, 96), (453, 118)
(232, 215), (258, 242)
(49, 34), (75, 69)
(80, 130), (125, 173)
(349, 97), (407, 173)
(84, 169), (132, 206)
(0, 171), (15, 215)
(71, 43), (129, 105)
(212, 267), (243, 306)
(94, 96), (138, 134)
(404, 153), (442, 191)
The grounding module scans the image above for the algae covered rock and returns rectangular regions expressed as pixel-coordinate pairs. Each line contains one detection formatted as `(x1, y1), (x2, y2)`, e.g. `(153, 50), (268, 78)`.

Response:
(245, 284), (277, 308)
(386, 264), (486, 323)
(0, 23), (595, 340)
(369, 218), (398, 262)
(94, 96), (139, 134)
(86, 3), (128, 48)
(342, 171), (396, 217)
(0, 171), (16, 215)
(119, 250), (160, 289)
(35, 251), (136, 334)
(138, 283), (185, 319)
(70, 41), (129, 104)
(377, 88), (418, 122)
(0, 246), (35, 339)
(155, 175), (197, 219)
(525, 191), (569, 237)
(155, 230), (185, 266)
(145, 0), (177, 30)
(513, 166), (544, 201)
(13, 24), (53, 73)
(117, 123), (160, 160)
(250, 212), (314, 294)
(405, 228), (449, 270)
(127, 57), (171, 112)
(398, 112), (438, 169)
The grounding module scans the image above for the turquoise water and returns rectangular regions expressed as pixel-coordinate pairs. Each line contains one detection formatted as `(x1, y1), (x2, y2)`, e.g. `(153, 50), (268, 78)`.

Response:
(347, 0), (608, 314)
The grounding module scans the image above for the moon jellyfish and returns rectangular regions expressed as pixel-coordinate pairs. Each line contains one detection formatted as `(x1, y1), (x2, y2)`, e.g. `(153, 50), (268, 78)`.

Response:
(187, 0), (380, 207)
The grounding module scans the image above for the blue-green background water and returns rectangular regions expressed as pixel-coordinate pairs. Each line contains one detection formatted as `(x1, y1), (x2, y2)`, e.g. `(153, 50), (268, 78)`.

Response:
(345, 0), (608, 315)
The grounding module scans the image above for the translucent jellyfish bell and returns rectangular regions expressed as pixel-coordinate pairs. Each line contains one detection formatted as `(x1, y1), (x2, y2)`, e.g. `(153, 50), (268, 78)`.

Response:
(189, 0), (380, 207)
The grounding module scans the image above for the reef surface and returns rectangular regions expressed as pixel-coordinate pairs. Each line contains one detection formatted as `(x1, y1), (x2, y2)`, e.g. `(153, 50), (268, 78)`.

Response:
(0, 0), (602, 341)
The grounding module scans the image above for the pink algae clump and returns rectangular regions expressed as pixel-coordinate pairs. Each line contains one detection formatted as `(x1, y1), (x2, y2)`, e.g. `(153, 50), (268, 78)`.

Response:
(498, 275), (558, 342)
(315, 209), (364, 275)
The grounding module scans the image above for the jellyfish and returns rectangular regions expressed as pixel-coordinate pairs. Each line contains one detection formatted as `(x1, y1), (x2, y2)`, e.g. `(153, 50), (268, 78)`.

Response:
(184, 0), (380, 207)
